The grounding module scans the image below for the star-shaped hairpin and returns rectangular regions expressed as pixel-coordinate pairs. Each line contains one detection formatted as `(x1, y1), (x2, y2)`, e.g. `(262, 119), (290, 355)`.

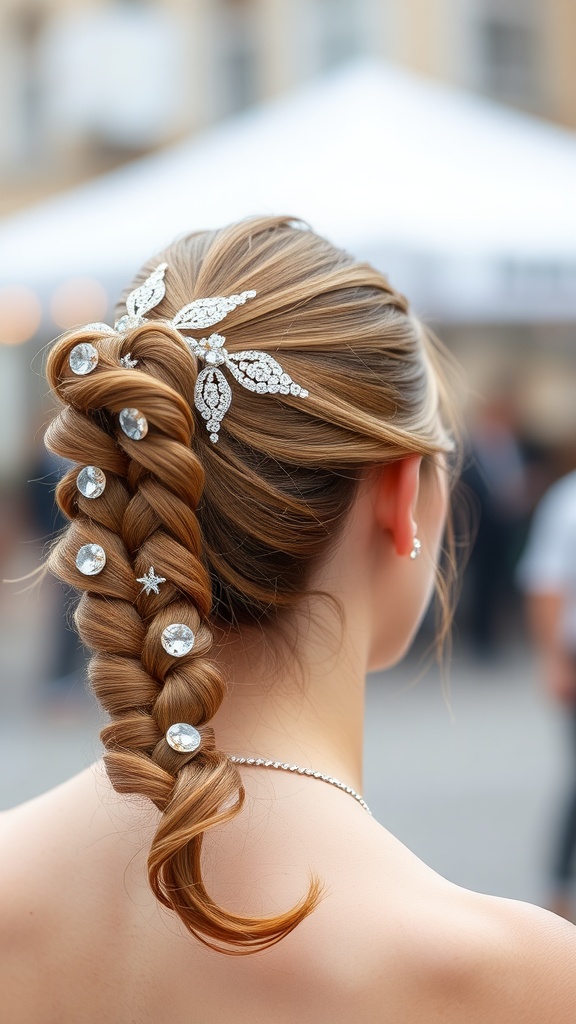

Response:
(136, 566), (167, 595)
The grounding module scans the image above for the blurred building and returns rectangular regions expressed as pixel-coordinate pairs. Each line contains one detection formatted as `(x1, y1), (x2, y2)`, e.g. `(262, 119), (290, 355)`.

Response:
(1, 0), (576, 496)
(1, 0), (575, 215)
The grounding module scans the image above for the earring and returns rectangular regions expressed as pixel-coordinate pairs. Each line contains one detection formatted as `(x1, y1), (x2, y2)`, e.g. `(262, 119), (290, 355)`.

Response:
(410, 537), (422, 560)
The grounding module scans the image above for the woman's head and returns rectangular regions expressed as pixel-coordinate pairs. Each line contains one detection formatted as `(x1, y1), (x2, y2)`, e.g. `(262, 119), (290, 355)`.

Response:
(44, 215), (461, 952)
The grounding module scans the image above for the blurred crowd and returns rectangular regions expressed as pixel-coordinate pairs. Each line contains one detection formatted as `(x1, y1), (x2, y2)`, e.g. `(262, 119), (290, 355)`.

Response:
(458, 397), (576, 660)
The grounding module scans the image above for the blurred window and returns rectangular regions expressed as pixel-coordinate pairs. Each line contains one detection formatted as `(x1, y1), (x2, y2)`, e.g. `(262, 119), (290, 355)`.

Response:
(313, 0), (363, 70)
(475, 10), (540, 108)
(38, 2), (189, 154)
(217, 0), (259, 116)
(3, 5), (46, 173)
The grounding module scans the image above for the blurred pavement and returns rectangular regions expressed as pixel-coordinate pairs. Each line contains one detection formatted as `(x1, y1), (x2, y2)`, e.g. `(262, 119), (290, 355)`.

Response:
(365, 651), (569, 906)
(0, 554), (570, 909)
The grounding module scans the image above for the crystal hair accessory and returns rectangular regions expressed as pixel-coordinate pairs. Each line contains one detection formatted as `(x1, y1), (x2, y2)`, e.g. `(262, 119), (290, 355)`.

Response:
(77, 264), (309, 444)
(171, 290), (309, 443)
(161, 623), (195, 657)
(187, 329), (309, 444)
(166, 723), (201, 753)
(69, 343), (98, 375)
(172, 290), (257, 331)
(85, 263), (168, 337)
(76, 466), (106, 499)
(137, 566), (167, 595)
(119, 408), (148, 440)
(75, 543), (106, 576)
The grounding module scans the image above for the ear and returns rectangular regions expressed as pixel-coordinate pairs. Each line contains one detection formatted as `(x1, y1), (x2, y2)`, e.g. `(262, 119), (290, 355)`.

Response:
(373, 456), (421, 557)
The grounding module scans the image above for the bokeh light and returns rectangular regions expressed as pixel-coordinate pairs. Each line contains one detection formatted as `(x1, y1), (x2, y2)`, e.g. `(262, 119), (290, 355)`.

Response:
(50, 276), (108, 329)
(0, 285), (42, 345)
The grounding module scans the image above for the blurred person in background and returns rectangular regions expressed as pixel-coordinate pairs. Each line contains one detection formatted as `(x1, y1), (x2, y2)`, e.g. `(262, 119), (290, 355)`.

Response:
(518, 466), (576, 923)
(1, 218), (575, 1023)
(461, 397), (529, 659)
(27, 440), (87, 700)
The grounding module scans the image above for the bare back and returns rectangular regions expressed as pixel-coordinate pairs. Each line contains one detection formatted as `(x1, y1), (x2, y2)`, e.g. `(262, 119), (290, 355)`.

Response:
(2, 764), (576, 1024)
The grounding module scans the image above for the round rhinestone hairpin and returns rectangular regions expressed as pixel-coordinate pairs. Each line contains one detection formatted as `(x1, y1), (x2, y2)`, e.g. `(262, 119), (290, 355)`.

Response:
(76, 466), (106, 499)
(75, 543), (106, 576)
(166, 722), (201, 753)
(69, 343), (98, 376)
(161, 623), (195, 657)
(119, 408), (148, 440)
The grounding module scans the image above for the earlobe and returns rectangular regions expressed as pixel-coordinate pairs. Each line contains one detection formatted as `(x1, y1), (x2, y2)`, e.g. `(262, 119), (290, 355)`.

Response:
(374, 456), (421, 557)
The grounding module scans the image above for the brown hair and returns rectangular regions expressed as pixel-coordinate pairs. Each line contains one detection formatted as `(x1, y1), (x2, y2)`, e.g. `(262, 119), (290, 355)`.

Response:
(44, 215), (460, 953)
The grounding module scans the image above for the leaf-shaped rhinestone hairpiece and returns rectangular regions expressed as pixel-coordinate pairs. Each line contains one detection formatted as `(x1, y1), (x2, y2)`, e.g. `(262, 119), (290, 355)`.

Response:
(83, 263), (169, 353)
(77, 263), (308, 442)
(115, 262), (168, 332)
(181, 325), (308, 443)
(171, 288), (308, 444)
(172, 291), (257, 331)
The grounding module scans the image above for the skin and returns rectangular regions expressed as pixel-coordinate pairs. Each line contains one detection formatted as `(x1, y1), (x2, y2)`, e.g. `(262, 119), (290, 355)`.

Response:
(2, 457), (576, 1023)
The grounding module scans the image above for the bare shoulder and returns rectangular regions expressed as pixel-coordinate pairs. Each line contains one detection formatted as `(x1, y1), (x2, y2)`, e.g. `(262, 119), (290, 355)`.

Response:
(0, 766), (157, 1023)
(315, 812), (576, 1022)
(372, 883), (576, 1023)
(0, 768), (103, 937)
(0, 762), (152, 915)
(0, 764), (106, 881)
(0, 782), (82, 1022)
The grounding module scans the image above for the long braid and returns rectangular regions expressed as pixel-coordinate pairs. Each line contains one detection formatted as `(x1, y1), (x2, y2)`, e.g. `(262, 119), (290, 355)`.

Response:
(43, 215), (460, 955)
(45, 320), (320, 953)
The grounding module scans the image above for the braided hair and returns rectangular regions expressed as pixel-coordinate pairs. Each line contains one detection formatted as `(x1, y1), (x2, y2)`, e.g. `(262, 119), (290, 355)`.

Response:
(44, 215), (460, 953)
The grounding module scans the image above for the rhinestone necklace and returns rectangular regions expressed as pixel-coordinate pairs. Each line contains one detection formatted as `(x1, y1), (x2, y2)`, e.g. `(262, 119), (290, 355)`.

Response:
(229, 755), (372, 815)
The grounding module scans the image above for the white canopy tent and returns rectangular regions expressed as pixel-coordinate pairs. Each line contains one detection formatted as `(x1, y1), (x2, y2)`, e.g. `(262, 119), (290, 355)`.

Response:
(1, 59), (576, 322)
